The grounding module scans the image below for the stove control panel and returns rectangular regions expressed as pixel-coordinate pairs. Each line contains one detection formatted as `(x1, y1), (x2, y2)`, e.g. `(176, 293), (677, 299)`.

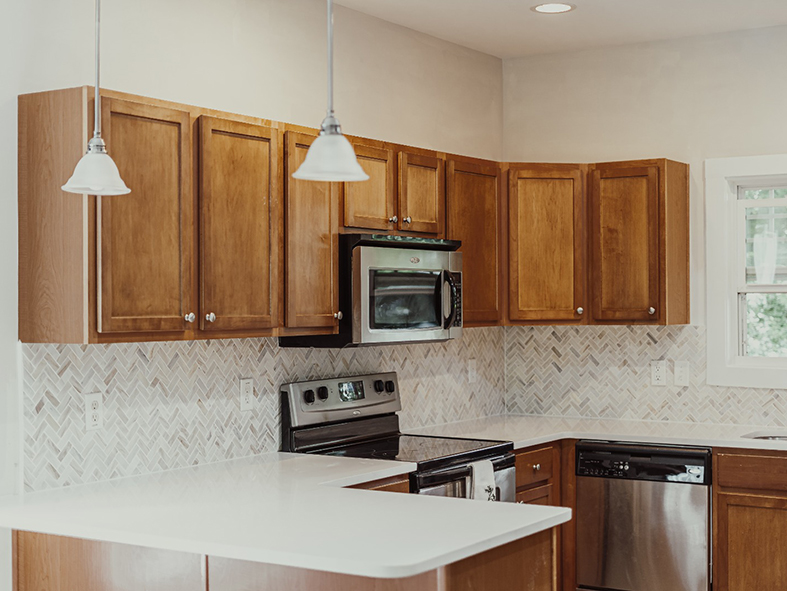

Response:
(281, 372), (402, 428)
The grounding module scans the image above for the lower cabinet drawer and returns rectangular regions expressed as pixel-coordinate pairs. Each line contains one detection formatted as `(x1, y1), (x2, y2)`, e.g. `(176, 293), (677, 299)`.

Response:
(717, 452), (787, 492)
(516, 484), (553, 506)
(516, 446), (554, 489)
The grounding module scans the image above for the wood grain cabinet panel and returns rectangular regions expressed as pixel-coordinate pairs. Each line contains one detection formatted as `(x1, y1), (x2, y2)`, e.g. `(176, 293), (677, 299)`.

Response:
(716, 493), (787, 591)
(343, 143), (396, 231)
(446, 160), (503, 326)
(16, 531), (205, 591)
(97, 97), (193, 334)
(398, 151), (445, 236)
(589, 160), (689, 325)
(284, 131), (341, 330)
(508, 165), (586, 323)
(198, 116), (281, 332)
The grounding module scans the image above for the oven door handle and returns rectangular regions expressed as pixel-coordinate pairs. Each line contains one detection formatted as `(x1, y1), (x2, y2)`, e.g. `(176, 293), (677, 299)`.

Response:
(443, 270), (458, 329)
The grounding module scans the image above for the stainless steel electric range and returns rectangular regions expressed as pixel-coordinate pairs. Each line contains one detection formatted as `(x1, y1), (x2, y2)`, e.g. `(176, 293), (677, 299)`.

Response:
(280, 372), (515, 501)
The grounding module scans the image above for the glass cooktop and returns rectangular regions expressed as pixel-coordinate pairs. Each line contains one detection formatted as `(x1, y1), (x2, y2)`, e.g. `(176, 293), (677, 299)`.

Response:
(320, 434), (511, 468)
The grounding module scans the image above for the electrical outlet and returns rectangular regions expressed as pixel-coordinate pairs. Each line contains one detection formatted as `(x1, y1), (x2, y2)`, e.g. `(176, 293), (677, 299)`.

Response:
(468, 359), (478, 384)
(674, 360), (690, 387)
(650, 360), (667, 386)
(239, 378), (255, 412)
(84, 393), (103, 431)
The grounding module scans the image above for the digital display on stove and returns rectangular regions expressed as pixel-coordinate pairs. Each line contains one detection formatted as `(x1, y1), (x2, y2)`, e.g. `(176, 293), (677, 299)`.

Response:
(338, 380), (366, 402)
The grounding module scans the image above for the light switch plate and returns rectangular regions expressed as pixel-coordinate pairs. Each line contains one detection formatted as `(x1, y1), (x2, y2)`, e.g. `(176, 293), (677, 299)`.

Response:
(468, 359), (478, 384)
(84, 393), (103, 431)
(239, 378), (255, 412)
(674, 361), (690, 387)
(650, 360), (667, 386)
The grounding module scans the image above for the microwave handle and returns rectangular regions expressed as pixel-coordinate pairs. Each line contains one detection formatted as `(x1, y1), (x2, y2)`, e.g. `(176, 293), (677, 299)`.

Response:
(443, 271), (458, 329)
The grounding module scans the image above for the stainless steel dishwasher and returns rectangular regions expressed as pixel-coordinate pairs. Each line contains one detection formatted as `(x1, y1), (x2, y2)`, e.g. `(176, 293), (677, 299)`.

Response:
(575, 441), (712, 591)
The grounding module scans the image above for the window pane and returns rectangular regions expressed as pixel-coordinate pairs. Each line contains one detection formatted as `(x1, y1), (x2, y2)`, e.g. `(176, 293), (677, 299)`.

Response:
(744, 206), (787, 284)
(745, 293), (787, 357)
(741, 188), (776, 200)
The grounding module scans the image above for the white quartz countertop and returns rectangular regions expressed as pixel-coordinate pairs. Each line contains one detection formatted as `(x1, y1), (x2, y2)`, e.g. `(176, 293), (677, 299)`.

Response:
(412, 414), (787, 452)
(0, 452), (570, 579)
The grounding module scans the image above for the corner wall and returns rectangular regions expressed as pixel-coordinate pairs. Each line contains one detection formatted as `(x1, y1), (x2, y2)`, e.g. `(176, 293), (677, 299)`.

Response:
(502, 26), (787, 421)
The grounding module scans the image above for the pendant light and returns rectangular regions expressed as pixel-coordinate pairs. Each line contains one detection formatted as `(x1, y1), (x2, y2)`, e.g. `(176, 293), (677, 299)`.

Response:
(293, 0), (369, 182)
(62, 0), (130, 196)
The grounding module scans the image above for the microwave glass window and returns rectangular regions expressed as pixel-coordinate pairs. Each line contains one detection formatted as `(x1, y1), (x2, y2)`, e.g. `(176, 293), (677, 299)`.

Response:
(370, 270), (442, 329)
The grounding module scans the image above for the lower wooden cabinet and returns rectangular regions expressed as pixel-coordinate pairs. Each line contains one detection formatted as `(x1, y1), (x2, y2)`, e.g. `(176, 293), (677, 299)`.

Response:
(714, 448), (787, 591)
(349, 475), (411, 493)
(15, 531), (205, 591)
(15, 530), (557, 591)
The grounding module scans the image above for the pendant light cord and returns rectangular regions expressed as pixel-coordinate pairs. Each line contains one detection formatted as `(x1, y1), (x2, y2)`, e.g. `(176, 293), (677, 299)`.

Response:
(94, 0), (101, 139)
(326, 0), (334, 118)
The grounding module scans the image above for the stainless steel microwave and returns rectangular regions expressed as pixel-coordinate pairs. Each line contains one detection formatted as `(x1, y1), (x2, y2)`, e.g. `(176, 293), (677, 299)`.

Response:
(280, 234), (463, 348)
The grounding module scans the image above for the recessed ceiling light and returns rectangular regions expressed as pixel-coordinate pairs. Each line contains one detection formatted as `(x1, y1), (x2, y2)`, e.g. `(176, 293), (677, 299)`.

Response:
(531, 3), (576, 14)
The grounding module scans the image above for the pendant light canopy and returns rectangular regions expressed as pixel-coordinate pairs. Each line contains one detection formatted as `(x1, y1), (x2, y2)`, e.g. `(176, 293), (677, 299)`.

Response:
(62, 0), (130, 196)
(293, 0), (368, 182)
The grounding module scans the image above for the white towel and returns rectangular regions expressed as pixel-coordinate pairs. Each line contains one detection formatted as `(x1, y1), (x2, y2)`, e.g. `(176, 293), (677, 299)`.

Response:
(469, 460), (497, 501)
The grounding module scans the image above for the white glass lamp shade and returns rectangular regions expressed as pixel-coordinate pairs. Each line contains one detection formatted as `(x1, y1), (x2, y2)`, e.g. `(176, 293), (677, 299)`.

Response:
(62, 140), (130, 196)
(293, 131), (369, 182)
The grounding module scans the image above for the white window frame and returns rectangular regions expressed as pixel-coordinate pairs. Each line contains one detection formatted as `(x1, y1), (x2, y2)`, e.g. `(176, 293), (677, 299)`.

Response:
(706, 155), (787, 389)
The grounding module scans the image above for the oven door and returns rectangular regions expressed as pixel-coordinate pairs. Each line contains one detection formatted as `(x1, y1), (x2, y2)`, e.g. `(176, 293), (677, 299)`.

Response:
(353, 246), (462, 345)
(414, 455), (516, 502)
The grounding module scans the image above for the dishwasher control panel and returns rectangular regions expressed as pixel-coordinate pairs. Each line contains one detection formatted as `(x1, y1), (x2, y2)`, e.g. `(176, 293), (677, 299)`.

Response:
(576, 441), (711, 484)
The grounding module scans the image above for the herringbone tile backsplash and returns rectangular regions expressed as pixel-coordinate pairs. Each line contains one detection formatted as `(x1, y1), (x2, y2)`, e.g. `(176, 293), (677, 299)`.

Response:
(506, 325), (787, 425)
(23, 324), (787, 492)
(22, 328), (505, 492)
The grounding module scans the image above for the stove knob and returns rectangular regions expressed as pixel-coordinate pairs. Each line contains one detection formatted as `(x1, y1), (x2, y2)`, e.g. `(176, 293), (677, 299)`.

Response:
(385, 380), (396, 393)
(303, 389), (315, 405)
(374, 380), (385, 393)
(317, 386), (329, 401)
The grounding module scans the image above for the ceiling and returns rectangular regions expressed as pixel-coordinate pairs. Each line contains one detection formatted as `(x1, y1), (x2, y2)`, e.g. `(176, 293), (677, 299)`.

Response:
(336, 0), (787, 59)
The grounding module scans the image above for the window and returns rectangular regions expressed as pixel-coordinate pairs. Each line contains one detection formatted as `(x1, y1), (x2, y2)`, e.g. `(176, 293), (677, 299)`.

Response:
(737, 186), (787, 358)
(706, 155), (787, 389)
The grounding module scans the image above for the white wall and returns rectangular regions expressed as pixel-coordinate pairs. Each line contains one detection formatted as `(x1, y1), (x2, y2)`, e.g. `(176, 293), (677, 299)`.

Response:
(0, 0), (503, 496)
(503, 25), (787, 324)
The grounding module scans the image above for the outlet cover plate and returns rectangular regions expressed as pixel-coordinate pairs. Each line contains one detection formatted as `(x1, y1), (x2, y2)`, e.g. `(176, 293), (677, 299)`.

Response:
(84, 393), (103, 431)
(240, 378), (254, 412)
(674, 360), (690, 387)
(468, 359), (478, 384)
(650, 360), (667, 386)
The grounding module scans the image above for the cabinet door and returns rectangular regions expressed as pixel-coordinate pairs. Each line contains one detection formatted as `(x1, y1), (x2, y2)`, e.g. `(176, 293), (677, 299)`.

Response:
(516, 484), (555, 506)
(590, 166), (659, 322)
(343, 143), (396, 231)
(508, 166), (585, 322)
(198, 116), (281, 332)
(17, 531), (205, 591)
(284, 132), (340, 329)
(398, 151), (445, 235)
(97, 98), (193, 333)
(717, 493), (787, 591)
(446, 160), (502, 326)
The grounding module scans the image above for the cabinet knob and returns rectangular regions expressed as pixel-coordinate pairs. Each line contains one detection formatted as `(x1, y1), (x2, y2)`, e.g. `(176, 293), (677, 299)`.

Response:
(388, 216), (398, 223)
(576, 307), (584, 315)
(403, 216), (412, 224)
(533, 463), (541, 472)
(206, 312), (216, 323)
(184, 313), (196, 323)
(334, 311), (343, 320)
(648, 307), (656, 315)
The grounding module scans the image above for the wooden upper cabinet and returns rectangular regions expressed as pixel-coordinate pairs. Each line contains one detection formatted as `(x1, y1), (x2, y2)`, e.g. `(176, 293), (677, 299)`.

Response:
(97, 97), (193, 334)
(508, 165), (586, 323)
(198, 116), (281, 332)
(342, 142), (396, 231)
(446, 159), (502, 326)
(284, 131), (340, 330)
(589, 160), (689, 324)
(398, 151), (445, 236)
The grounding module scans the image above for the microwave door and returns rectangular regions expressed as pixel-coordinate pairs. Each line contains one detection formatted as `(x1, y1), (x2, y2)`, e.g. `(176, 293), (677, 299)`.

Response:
(356, 246), (453, 345)
(442, 270), (458, 328)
